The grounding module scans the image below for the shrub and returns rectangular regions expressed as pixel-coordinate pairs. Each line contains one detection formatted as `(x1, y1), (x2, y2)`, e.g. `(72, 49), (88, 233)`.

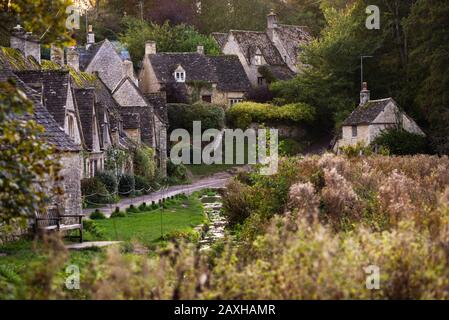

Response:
(126, 205), (139, 214)
(167, 161), (188, 182)
(135, 175), (152, 194)
(372, 128), (428, 155)
(222, 180), (253, 226)
(83, 220), (103, 238)
(81, 178), (113, 205)
(133, 146), (156, 181)
(167, 102), (225, 133)
(279, 138), (304, 156)
(110, 210), (127, 219)
(95, 171), (117, 195)
(138, 203), (148, 212)
(118, 174), (135, 197)
(90, 209), (106, 220)
(226, 102), (315, 129)
(244, 85), (274, 103)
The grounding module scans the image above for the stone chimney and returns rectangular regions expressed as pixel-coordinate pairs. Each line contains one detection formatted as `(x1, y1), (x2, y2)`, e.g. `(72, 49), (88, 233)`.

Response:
(86, 25), (95, 49)
(360, 82), (370, 106)
(145, 41), (157, 55)
(197, 45), (204, 55)
(123, 60), (134, 79)
(10, 25), (41, 64)
(50, 44), (64, 66)
(267, 10), (278, 29)
(267, 10), (278, 40)
(67, 47), (80, 71)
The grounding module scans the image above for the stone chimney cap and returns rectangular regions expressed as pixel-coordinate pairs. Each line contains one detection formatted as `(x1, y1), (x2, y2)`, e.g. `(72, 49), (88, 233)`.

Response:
(362, 82), (368, 91)
(13, 25), (25, 33)
(267, 10), (277, 16)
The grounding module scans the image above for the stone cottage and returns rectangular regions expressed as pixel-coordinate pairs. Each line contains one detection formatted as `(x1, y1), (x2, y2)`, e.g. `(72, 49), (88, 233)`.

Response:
(334, 82), (425, 150)
(0, 68), (83, 218)
(212, 11), (312, 87)
(138, 42), (252, 107)
(73, 27), (167, 174)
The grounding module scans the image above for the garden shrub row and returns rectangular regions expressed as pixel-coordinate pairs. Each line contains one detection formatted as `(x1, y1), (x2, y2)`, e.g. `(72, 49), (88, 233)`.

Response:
(167, 102), (225, 133)
(226, 101), (316, 129)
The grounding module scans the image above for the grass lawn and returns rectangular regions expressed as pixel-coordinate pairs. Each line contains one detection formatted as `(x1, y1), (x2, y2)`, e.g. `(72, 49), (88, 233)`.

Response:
(0, 196), (206, 292)
(86, 197), (206, 246)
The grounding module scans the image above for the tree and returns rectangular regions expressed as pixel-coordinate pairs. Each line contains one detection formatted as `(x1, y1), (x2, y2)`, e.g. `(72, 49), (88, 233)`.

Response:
(0, 79), (59, 227)
(405, 0), (449, 154)
(0, 0), (74, 47)
(119, 17), (220, 65)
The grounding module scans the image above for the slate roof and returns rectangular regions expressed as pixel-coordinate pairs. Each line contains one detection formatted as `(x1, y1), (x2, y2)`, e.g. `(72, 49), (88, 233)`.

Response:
(14, 70), (71, 127)
(145, 93), (168, 124)
(94, 77), (122, 132)
(74, 88), (97, 151)
(265, 65), (295, 81)
(343, 98), (394, 126)
(0, 47), (40, 71)
(211, 33), (228, 49)
(275, 25), (312, 63)
(0, 68), (80, 152)
(148, 53), (251, 92)
(77, 40), (105, 71)
(230, 30), (285, 65)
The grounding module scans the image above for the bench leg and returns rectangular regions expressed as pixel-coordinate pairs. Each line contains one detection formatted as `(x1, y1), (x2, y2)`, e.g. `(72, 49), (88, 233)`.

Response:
(79, 227), (83, 243)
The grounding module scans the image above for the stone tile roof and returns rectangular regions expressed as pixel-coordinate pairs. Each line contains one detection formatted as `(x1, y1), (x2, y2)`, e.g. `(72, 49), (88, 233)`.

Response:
(265, 65), (295, 81)
(120, 112), (141, 129)
(0, 68), (80, 152)
(77, 40), (105, 71)
(275, 24), (312, 63)
(0, 47), (40, 71)
(211, 33), (228, 49)
(343, 98), (394, 126)
(94, 77), (122, 132)
(145, 93), (168, 124)
(14, 70), (71, 127)
(230, 30), (285, 65)
(74, 88), (96, 151)
(148, 53), (251, 92)
(212, 55), (252, 92)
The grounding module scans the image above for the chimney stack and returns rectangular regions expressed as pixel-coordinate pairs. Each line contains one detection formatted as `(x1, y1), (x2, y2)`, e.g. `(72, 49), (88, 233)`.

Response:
(86, 25), (95, 49)
(145, 41), (157, 55)
(267, 10), (278, 29)
(10, 25), (41, 64)
(360, 82), (370, 106)
(67, 47), (80, 71)
(197, 45), (204, 55)
(123, 60), (134, 79)
(50, 44), (64, 66)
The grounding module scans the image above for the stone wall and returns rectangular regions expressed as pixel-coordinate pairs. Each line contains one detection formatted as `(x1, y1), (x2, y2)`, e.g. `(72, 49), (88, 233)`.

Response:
(249, 122), (306, 140)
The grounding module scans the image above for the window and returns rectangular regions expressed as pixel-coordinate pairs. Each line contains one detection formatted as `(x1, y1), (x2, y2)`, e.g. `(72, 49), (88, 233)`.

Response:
(352, 126), (358, 137)
(257, 77), (265, 86)
(202, 95), (212, 103)
(229, 98), (243, 106)
(68, 115), (75, 139)
(254, 48), (263, 66)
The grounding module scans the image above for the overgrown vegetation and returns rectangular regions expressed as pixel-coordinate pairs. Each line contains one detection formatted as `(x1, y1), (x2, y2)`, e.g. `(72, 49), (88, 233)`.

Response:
(226, 102), (315, 129)
(167, 103), (225, 133)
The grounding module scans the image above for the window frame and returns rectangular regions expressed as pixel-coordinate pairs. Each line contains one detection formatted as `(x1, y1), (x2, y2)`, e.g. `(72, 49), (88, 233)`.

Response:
(352, 125), (358, 138)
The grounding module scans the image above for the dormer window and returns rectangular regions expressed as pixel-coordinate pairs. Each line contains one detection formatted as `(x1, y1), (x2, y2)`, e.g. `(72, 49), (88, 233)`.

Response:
(254, 48), (263, 66)
(174, 65), (186, 83)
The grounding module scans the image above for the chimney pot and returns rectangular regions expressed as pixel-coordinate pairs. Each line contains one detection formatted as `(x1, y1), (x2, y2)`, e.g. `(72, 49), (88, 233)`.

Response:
(145, 41), (157, 55)
(267, 10), (278, 29)
(67, 47), (80, 71)
(197, 45), (204, 55)
(86, 25), (95, 48)
(123, 60), (134, 80)
(360, 82), (370, 106)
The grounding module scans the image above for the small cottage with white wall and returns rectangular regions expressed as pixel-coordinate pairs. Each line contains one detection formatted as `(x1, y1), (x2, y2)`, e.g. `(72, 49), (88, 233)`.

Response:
(335, 82), (425, 151)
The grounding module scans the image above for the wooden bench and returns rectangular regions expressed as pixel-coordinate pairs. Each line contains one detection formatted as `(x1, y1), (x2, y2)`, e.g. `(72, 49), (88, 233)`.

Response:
(34, 205), (84, 243)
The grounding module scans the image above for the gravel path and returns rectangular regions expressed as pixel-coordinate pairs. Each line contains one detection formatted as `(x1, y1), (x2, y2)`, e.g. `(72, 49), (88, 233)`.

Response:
(83, 172), (232, 218)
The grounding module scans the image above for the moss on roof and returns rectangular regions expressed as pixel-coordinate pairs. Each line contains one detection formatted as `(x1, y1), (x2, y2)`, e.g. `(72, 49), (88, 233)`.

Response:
(0, 47), (40, 71)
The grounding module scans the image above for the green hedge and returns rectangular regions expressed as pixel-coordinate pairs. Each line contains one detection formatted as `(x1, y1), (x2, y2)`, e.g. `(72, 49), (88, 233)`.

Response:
(226, 102), (315, 129)
(167, 102), (225, 133)
(372, 128), (428, 155)
(81, 178), (113, 205)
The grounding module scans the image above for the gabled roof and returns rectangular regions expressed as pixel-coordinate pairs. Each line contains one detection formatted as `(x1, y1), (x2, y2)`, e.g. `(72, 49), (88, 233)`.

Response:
(212, 55), (252, 92)
(147, 53), (251, 92)
(211, 33), (228, 49)
(14, 70), (71, 127)
(274, 25), (312, 62)
(343, 98), (395, 126)
(77, 40), (106, 71)
(74, 88), (97, 151)
(0, 69), (80, 152)
(229, 30), (285, 65)
(0, 47), (40, 71)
